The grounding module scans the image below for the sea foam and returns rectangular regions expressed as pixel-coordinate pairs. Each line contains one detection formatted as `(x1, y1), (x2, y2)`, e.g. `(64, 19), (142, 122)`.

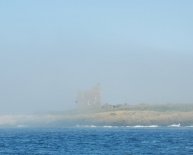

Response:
(168, 123), (181, 127)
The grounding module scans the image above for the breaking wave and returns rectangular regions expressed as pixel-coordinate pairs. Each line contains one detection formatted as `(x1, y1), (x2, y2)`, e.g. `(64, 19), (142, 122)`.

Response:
(75, 125), (97, 128)
(185, 125), (193, 128)
(75, 124), (193, 128)
(75, 125), (159, 128)
(168, 123), (181, 127)
(126, 125), (159, 128)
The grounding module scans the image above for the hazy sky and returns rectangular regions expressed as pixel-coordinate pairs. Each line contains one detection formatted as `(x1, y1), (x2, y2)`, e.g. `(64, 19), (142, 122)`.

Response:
(0, 0), (193, 114)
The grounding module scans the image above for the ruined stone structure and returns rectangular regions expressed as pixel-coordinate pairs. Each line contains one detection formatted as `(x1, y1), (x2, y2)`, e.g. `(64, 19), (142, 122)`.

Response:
(76, 85), (101, 111)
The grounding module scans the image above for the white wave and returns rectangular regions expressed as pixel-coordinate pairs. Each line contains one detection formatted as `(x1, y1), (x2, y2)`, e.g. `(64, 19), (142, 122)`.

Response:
(132, 125), (159, 128)
(185, 125), (193, 128)
(168, 123), (181, 127)
(103, 125), (113, 128)
(80, 125), (97, 128)
(146, 125), (159, 128)
(76, 125), (97, 128)
(133, 125), (144, 128)
(126, 126), (131, 128)
(90, 125), (97, 128)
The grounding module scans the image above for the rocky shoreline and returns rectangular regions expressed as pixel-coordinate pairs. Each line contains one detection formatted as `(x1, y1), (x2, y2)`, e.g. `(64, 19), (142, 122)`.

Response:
(1, 104), (193, 127)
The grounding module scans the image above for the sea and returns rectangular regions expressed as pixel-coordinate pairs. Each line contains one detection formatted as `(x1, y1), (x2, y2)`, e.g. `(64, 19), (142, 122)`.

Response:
(0, 126), (193, 155)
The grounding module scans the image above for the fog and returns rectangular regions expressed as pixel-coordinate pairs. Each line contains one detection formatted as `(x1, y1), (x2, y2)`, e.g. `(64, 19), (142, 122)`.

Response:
(0, 1), (193, 114)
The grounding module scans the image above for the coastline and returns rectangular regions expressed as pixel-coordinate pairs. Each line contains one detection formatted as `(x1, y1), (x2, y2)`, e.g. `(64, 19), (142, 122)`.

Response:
(1, 104), (193, 128)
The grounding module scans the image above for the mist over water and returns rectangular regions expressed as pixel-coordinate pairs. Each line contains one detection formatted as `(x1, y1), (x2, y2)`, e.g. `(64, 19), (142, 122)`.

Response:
(0, 1), (193, 115)
(1, 1), (193, 155)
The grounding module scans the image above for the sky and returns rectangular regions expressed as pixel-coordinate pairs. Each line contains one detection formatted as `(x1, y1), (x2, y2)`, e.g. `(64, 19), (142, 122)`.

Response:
(0, 0), (193, 114)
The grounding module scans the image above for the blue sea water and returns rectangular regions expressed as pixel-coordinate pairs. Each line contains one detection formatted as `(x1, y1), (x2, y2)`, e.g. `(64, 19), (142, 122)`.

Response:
(0, 127), (193, 155)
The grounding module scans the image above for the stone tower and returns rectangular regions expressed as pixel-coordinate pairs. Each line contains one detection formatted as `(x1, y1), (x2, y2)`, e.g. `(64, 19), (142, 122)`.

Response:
(76, 85), (101, 111)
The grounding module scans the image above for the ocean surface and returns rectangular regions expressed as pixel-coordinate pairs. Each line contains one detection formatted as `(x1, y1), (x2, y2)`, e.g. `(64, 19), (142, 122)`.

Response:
(0, 127), (193, 155)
